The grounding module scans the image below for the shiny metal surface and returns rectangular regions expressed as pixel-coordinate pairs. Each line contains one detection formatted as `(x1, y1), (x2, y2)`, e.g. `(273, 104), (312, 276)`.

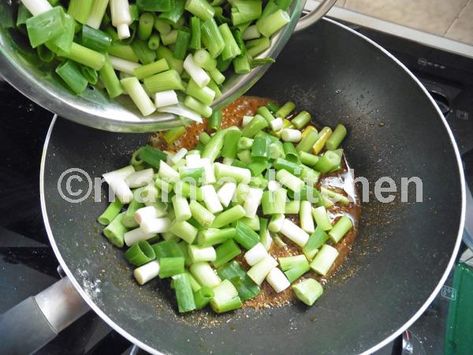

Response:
(296, 0), (337, 31)
(0, 0), (338, 132)
(35, 277), (89, 333)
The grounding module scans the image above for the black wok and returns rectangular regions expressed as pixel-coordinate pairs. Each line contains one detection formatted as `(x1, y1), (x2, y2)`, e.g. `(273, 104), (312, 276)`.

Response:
(2, 18), (466, 354)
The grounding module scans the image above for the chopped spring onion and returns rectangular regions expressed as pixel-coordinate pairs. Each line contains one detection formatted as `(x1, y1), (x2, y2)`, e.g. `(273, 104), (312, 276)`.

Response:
(217, 182), (237, 207)
(279, 255), (310, 283)
(247, 255), (278, 285)
(284, 200), (300, 214)
(55, 61), (88, 95)
(99, 101), (353, 315)
(169, 220), (198, 244)
(266, 267), (290, 293)
(122, 200), (144, 228)
(276, 169), (304, 192)
(159, 257), (185, 278)
(292, 278), (323, 306)
(214, 239), (242, 268)
(210, 279), (242, 313)
(296, 126), (319, 152)
(134, 260), (161, 285)
(261, 189), (287, 215)
(194, 286), (214, 309)
(110, 0), (132, 39)
(244, 243), (269, 266)
(268, 213), (285, 233)
(125, 168), (154, 188)
(184, 54), (211, 88)
(189, 200), (216, 227)
(312, 206), (333, 231)
(124, 227), (155, 246)
(329, 216), (353, 243)
(312, 127), (333, 155)
(310, 244), (339, 276)
(303, 227), (329, 261)
(120, 77), (156, 116)
(98, 200), (123, 226)
(235, 221), (260, 249)
(291, 111), (311, 129)
(241, 114), (269, 137)
(26, 7), (65, 48)
(200, 185), (224, 214)
(190, 261), (221, 288)
(300, 200), (315, 234)
(21, 0), (52, 16)
(103, 213), (127, 247)
(212, 204), (246, 228)
(217, 260), (260, 301)
(279, 219), (309, 247)
(172, 195), (192, 221)
(325, 124), (348, 150)
(197, 227), (235, 247)
(276, 101), (296, 119)
(215, 163), (251, 184)
(172, 273), (197, 312)
(189, 245), (217, 262)
(125, 240), (156, 266)
(243, 187), (264, 218)
(140, 217), (172, 235)
(281, 128), (302, 143)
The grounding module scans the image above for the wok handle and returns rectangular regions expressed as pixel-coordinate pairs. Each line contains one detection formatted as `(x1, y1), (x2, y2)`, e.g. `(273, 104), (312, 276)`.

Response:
(295, 0), (337, 32)
(0, 277), (89, 354)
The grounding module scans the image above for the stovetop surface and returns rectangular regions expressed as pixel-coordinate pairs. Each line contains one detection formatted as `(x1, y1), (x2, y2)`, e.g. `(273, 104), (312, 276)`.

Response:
(1, 22), (473, 355)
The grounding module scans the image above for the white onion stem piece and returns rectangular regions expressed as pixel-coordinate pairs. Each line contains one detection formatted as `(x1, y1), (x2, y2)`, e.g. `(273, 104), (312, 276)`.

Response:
(266, 268), (290, 293)
(21, 0), (52, 15)
(300, 201), (315, 233)
(244, 188), (263, 218)
(110, 0), (132, 39)
(280, 219), (309, 247)
(140, 217), (171, 234)
(154, 90), (179, 108)
(125, 168), (154, 188)
(134, 206), (159, 225)
(158, 161), (180, 182)
(109, 56), (140, 74)
(244, 243), (269, 266)
(124, 227), (156, 246)
(200, 185), (224, 213)
(281, 128), (302, 143)
(134, 261), (160, 285)
(270, 117), (283, 132)
(183, 54), (210, 88)
(170, 148), (188, 165)
(217, 182), (237, 207)
(247, 256), (278, 285)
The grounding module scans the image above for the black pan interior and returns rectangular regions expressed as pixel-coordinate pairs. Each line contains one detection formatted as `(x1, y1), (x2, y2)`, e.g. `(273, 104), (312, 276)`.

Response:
(42, 19), (463, 354)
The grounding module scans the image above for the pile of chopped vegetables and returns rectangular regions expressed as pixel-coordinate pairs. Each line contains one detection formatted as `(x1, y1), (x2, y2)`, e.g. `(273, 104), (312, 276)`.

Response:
(98, 100), (353, 313)
(16, 0), (292, 120)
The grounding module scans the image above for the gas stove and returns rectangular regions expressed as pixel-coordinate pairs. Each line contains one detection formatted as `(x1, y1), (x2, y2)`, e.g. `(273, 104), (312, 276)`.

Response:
(0, 21), (472, 355)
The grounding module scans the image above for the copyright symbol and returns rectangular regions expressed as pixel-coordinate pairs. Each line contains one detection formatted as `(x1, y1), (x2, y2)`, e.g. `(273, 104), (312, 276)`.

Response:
(57, 168), (93, 204)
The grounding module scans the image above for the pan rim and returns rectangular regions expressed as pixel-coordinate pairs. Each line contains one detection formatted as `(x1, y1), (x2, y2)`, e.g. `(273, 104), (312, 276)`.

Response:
(40, 18), (466, 355)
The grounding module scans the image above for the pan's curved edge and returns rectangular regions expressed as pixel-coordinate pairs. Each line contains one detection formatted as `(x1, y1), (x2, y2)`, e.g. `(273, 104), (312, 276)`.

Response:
(39, 115), (162, 355)
(319, 17), (466, 355)
(39, 18), (466, 355)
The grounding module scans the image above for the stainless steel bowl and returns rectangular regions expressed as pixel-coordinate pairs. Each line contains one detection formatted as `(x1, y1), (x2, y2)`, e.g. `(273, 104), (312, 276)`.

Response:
(0, 0), (335, 132)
